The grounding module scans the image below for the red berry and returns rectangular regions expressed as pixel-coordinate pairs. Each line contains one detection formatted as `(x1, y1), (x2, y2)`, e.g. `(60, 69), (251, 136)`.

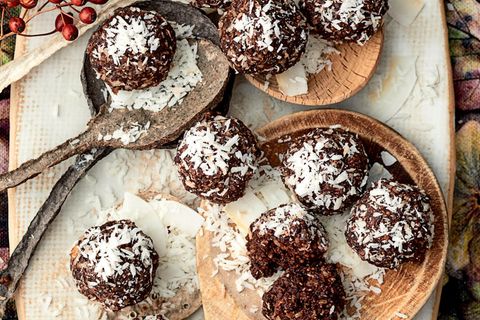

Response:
(70, 0), (85, 5)
(48, 0), (62, 3)
(62, 24), (78, 41)
(19, 0), (36, 8)
(88, 0), (107, 4)
(55, 13), (73, 32)
(6, 0), (20, 7)
(8, 17), (25, 34)
(79, 7), (96, 24)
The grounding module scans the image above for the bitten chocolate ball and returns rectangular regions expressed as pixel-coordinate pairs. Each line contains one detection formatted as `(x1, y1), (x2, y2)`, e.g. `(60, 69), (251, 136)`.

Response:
(345, 179), (435, 269)
(70, 220), (159, 311)
(263, 264), (346, 320)
(300, 0), (388, 44)
(174, 113), (260, 205)
(192, 0), (231, 9)
(246, 203), (329, 279)
(218, 0), (308, 75)
(280, 128), (369, 215)
(86, 7), (176, 93)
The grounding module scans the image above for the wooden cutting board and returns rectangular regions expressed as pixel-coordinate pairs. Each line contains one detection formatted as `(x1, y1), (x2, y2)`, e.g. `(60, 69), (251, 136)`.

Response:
(8, 0), (454, 319)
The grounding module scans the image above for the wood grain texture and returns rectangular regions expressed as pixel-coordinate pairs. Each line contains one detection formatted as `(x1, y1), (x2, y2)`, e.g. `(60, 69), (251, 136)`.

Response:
(245, 30), (383, 106)
(197, 109), (448, 320)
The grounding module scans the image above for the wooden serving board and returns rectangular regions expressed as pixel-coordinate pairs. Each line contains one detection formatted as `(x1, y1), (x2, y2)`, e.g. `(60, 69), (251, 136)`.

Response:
(8, 0), (453, 319)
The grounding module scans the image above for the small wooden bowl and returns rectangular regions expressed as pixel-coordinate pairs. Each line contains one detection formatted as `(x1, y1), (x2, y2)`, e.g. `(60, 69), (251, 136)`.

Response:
(245, 30), (384, 106)
(197, 109), (448, 320)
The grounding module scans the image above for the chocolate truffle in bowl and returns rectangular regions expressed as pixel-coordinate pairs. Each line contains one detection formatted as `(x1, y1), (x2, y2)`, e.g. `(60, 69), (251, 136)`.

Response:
(280, 128), (369, 215)
(174, 114), (260, 205)
(70, 220), (159, 311)
(218, 0), (308, 75)
(246, 203), (329, 279)
(299, 0), (388, 44)
(345, 179), (435, 269)
(262, 264), (346, 320)
(86, 7), (176, 92)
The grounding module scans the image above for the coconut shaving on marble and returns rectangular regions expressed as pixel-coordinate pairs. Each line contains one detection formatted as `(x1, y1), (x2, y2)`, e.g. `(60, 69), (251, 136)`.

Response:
(201, 163), (395, 318)
(107, 22), (202, 112)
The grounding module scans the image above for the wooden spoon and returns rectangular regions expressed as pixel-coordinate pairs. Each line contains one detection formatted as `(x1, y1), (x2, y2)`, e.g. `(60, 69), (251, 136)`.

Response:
(196, 109), (448, 320)
(245, 30), (384, 106)
(0, 1), (231, 193)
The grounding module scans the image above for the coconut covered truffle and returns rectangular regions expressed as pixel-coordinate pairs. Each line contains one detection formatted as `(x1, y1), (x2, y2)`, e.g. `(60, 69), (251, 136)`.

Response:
(246, 203), (329, 279)
(280, 128), (369, 215)
(70, 220), (159, 311)
(263, 264), (346, 320)
(218, 0), (308, 75)
(345, 179), (435, 269)
(174, 113), (260, 205)
(86, 6), (176, 93)
(299, 0), (388, 44)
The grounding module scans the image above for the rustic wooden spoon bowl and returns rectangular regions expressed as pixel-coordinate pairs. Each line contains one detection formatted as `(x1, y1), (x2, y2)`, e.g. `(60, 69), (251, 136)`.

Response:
(245, 30), (384, 106)
(196, 109), (448, 320)
(0, 0), (231, 192)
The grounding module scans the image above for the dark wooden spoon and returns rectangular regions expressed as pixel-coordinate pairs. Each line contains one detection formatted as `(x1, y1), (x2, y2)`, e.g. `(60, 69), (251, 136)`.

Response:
(0, 0), (231, 192)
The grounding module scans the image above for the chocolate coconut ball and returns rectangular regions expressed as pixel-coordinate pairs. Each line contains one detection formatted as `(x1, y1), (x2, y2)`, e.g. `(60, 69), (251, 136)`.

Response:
(70, 220), (159, 311)
(86, 7), (176, 93)
(345, 179), (435, 269)
(218, 0), (308, 75)
(280, 128), (369, 215)
(246, 203), (329, 279)
(300, 0), (388, 44)
(174, 113), (260, 204)
(263, 264), (346, 320)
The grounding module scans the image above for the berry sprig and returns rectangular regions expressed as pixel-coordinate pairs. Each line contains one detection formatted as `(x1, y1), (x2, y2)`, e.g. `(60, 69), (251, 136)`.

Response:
(0, 0), (107, 42)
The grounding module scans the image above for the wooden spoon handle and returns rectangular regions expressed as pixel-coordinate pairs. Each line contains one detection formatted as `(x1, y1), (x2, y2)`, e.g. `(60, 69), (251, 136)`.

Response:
(0, 148), (110, 318)
(0, 129), (96, 192)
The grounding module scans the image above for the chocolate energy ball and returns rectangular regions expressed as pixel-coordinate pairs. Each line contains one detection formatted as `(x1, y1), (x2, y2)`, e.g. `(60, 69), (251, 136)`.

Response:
(70, 220), (159, 311)
(300, 0), (388, 44)
(174, 113), (260, 204)
(246, 203), (329, 279)
(263, 264), (346, 320)
(345, 179), (435, 269)
(280, 128), (369, 215)
(218, 0), (308, 75)
(87, 7), (176, 93)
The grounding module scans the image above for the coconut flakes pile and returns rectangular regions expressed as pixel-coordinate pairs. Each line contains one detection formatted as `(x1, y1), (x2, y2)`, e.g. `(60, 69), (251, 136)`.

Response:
(108, 22), (202, 112)
(97, 121), (151, 145)
(301, 34), (339, 75)
(152, 226), (198, 298)
(201, 202), (281, 295)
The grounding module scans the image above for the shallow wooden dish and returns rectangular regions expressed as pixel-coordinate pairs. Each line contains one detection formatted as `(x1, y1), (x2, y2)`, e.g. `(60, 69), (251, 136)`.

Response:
(245, 30), (384, 106)
(197, 109), (448, 320)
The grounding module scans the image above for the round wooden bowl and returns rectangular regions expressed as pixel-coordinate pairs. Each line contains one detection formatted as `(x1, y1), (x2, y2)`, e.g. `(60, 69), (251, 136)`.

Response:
(245, 30), (384, 106)
(197, 109), (448, 320)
